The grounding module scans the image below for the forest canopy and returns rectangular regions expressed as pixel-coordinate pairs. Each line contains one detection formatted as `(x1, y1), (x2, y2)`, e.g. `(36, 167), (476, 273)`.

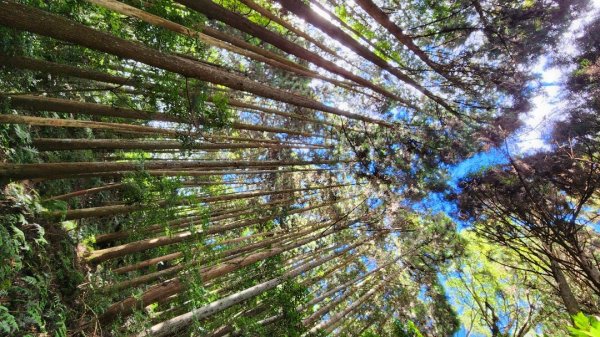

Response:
(0, 0), (598, 336)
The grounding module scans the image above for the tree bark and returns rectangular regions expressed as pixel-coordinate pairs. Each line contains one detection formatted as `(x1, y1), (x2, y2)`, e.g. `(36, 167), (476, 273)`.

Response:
(549, 257), (581, 315)
(0, 1), (391, 126)
(135, 237), (369, 337)
(175, 0), (401, 104)
(276, 0), (454, 112)
(354, 0), (463, 87)
(31, 138), (323, 151)
(9, 94), (313, 137)
(0, 158), (347, 180)
(0, 114), (174, 136)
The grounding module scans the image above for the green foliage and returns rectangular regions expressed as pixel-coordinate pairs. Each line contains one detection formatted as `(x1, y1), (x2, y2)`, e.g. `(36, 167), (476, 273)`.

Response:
(0, 183), (79, 336)
(0, 103), (38, 164)
(393, 319), (424, 337)
(570, 313), (600, 337)
(121, 170), (181, 205)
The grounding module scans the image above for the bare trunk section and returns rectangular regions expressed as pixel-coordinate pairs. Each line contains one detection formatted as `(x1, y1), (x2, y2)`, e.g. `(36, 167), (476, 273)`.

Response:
(0, 158), (346, 180)
(31, 138), (324, 151)
(0, 114), (175, 136)
(175, 0), (401, 105)
(9, 94), (313, 137)
(354, 0), (463, 87)
(0, 1), (391, 126)
(135, 237), (369, 337)
(549, 257), (581, 315)
(276, 0), (454, 113)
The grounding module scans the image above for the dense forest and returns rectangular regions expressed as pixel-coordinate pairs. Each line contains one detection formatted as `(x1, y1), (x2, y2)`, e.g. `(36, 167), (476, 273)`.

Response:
(0, 0), (598, 336)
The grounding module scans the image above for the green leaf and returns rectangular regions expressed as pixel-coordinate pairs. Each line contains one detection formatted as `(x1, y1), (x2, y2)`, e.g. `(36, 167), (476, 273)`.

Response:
(574, 313), (592, 330)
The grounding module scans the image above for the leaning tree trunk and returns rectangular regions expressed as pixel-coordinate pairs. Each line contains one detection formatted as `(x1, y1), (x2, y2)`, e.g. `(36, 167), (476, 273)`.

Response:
(135, 236), (370, 337)
(275, 0), (454, 113)
(174, 0), (402, 104)
(549, 257), (581, 315)
(95, 217), (362, 324)
(0, 1), (391, 126)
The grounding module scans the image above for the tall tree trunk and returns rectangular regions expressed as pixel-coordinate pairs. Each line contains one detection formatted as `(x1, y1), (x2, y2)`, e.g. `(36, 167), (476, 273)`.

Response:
(0, 159), (347, 180)
(0, 53), (134, 85)
(9, 94), (314, 137)
(31, 138), (324, 151)
(549, 257), (581, 315)
(135, 237), (369, 337)
(0, 1), (391, 126)
(97, 218), (363, 325)
(174, 0), (401, 104)
(275, 0), (454, 113)
(0, 114), (174, 136)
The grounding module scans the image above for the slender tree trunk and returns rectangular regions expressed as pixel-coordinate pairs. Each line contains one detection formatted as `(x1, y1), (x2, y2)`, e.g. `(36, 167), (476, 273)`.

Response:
(97, 218), (363, 325)
(0, 53), (134, 85)
(0, 1), (390, 126)
(9, 94), (313, 136)
(0, 114), (174, 136)
(135, 236), (369, 337)
(174, 0), (401, 105)
(0, 159), (347, 180)
(549, 257), (581, 315)
(276, 0), (453, 112)
(43, 183), (123, 201)
(32, 138), (325, 151)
